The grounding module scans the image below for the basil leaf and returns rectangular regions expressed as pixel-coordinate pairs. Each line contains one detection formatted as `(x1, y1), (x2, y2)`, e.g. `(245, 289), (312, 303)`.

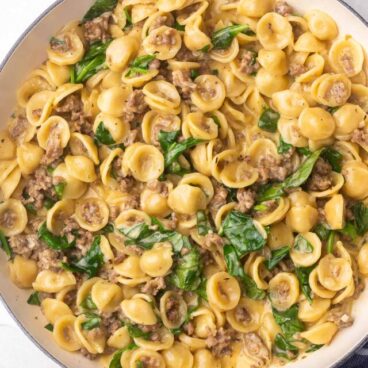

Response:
(326, 231), (335, 254)
(127, 324), (151, 339)
(171, 247), (202, 291)
(54, 182), (65, 200)
(109, 343), (138, 368)
(38, 222), (74, 250)
(313, 223), (331, 241)
(321, 147), (343, 173)
(125, 54), (156, 78)
(72, 40), (111, 83)
(221, 211), (266, 257)
(95, 122), (115, 145)
(62, 236), (104, 278)
(211, 24), (254, 49)
(80, 295), (97, 310)
(294, 235), (313, 254)
(258, 108), (280, 133)
(278, 137), (293, 154)
(224, 244), (266, 300)
(81, 313), (101, 330)
(83, 0), (118, 22)
(274, 333), (298, 360)
(266, 246), (290, 270)
(352, 202), (368, 235)
(196, 211), (212, 236)
(27, 292), (41, 306)
(0, 230), (12, 259)
(44, 323), (54, 332)
(295, 267), (314, 303)
(272, 305), (304, 339)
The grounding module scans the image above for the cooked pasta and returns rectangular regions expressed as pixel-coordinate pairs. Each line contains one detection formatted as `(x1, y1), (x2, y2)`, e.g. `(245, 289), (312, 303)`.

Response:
(2, 0), (368, 367)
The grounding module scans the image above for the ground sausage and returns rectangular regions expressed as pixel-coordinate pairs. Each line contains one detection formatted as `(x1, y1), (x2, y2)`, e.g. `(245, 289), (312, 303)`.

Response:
(203, 233), (225, 249)
(84, 12), (112, 43)
(239, 50), (260, 75)
(172, 70), (197, 98)
(289, 62), (307, 77)
(236, 188), (256, 213)
(307, 158), (333, 191)
(243, 332), (270, 364)
(152, 28), (177, 46)
(258, 154), (293, 184)
(9, 234), (42, 259)
(41, 126), (64, 165)
(140, 277), (166, 295)
(206, 327), (237, 358)
(274, 1), (293, 16)
(351, 127), (368, 146)
(8, 115), (29, 141)
(124, 90), (148, 125)
(325, 82), (348, 105)
(209, 184), (228, 218)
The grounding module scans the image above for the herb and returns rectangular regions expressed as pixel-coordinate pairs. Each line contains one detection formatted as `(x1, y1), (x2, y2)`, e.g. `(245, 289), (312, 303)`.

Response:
(211, 114), (221, 127)
(258, 108), (280, 133)
(25, 203), (37, 215)
(81, 313), (101, 330)
(278, 137), (293, 154)
(125, 54), (156, 78)
(211, 24), (254, 49)
(158, 130), (202, 174)
(71, 40), (111, 83)
(196, 277), (208, 301)
(124, 7), (132, 28)
(109, 343), (138, 368)
(49, 37), (65, 48)
(352, 202), (368, 235)
(44, 197), (56, 209)
(38, 222), (74, 251)
(173, 21), (185, 31)
(253, 203), (269, 212)
(321, 147), (343, 173)
(274, 333), (298, 360)
(220, 211), (266, 258)
(297, 147), (312, 156)
(190, 69), (200, 80)
(62, 236), (104, 278)
(44, 324), (54, 332)
(295, 267), (314, 303)
(54, 182), (65, 200)
(171, 247), (202, 291)
(257, 149), (323, 202)
(327, 106), (340, 114)
(46, 166), (55, 175)
(339, 221), (358, 241)
(306, 344), (323, 353)
(266, 246), (290, 270)
(224, 244), (266, 299)
(99, 223), (115, 235)
(326, 231), (335, 254)
(80, 295), (97, 310)
(314, 223), (331, 241)
(95, 122), (116, 145)
(83, 0), (118, 22)
(127, 324), (151, 339)
(227, 188), (238, 202)
(0, 230), (12, 259)
(27, 292), (41, 306)
(273, 305), (304, 339)
(294, 235), (313, 253)
(200, 44), (211, 53)
(196, 211), (212, 236)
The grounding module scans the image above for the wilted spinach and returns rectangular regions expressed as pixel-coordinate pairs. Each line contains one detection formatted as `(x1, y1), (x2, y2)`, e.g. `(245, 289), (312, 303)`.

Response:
(211, 24), (254, 49)
(83, 0), (118, 22)
(258, 108), (280, 133)
(125, 54), (156, 78)
(294, 235), (313, 253)
(0, 230), (12, 259)
(272, 305), (304, 339)
(321, 147), (343, 173)
(27, 292), (41, 306)
(95, 122), (116, 145)
(109, 343), (138, 368)
(196, 211), (212, 236)
(81, 313), (101, 330)
(38, 222), (74, 251)
(265, 246), (290, 270)
(352, 202), (368, 235)
(278, 137), (293, 154)
(295, 266), (314, 303)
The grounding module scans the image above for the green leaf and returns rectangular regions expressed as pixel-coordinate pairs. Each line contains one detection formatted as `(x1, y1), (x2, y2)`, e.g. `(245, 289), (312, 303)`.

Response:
(339, 221), (358, 241)
(294, 235), (313, 254)
(327, 106), (340, 114)
(49, 37), (66, 48)
(266, 246), (290, 270)
(296, 147), (312, 156)
(200, 44), (211, 53)
(81, 313), (101, 330)
(44, 323), (54, 332)
(27, 292), (41, 306)
(321, 147), (343, 173)
(313, 223), (331, 241)
(127, 324), (151, 339)
(62, 236), (104, 278)
(80, 295), (97, 310)
(0, 230), (12, 259)
(306, 344), (324, 353)
(196, 277), (208, 301)
(211, 24), (253, 49)
(190, 69), (200, 80)
(123, 7), (132, 28)
(72, 40), (111, 83)
(95, 122), (115, 145)
(25, 203), (37, 215)
(295, 267), (314, 303)
(211, 114), (221, 127)
(196, 211), (212, 236)
(83, 0), (118, 22)
(352, 202), (368, 235)
(109, 343), (138, 368)
(99, 223), (115, 235)
(258, 108), (280, 133)
(278, 137), (293, 154)
(54, 182), (65, 200)
(274, 333), (298, 360)
(224, 244), (266, 300)
(44, 197), (56, 210)
(257, 183), (284, 202)
(326, 231), (335, 254)
(273, 305), (304, 339)
(125, 54), (156, 78)
(38, 222), (74, 250)
(221, 210), (266, 257)
(171, 247), (202, 291)
(173, 21), (185, 31)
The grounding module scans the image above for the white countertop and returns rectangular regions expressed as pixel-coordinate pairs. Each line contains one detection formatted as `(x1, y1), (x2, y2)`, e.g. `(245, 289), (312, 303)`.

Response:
(0, 1), (367, 367)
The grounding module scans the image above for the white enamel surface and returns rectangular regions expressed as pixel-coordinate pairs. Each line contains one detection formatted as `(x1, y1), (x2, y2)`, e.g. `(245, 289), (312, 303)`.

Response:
(0, 1), (368, 368)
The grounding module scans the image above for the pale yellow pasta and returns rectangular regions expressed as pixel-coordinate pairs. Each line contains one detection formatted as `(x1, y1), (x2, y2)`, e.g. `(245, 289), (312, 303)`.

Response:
(305, 10), (338, 41)
(324, 194), (345, 230)
(97, 86), (131, 117)
(269, 272), (300, 311)
(184, 15), (211, 51)
(53, 315), (82, 352)
(168, 184), (207, 215)
(33, 270), (76, 293)
(140, 242), (173, 277)
(0, 199), (27, 236)
(290, 232), (322, 267)
(121, 297), (157, 325)
(255, 67), (289, 98)
(75, 315), (106, 354)
(358, 243), (368, 275)
(46, 199), (75, 234)
(17, 142), (44, 175)
(106, 36), (138, 72)
(65, 155), (97, 183)
(162, 342), (194, 368)
(342, 161), (368, 200)
(300, 322), (338, 345)
(107, 326), (131, 349)
(272, 90), (308, 118)
(238, 0), (273, 18)
(91, 280), (123, 313)
(257, 49), (288, 76)
(9, 256), (38, 289)
(298, 298), (332, 323)
(75, 197), (109, 231)
(41, 298), (73, 325)
(160, 291), (187, 329)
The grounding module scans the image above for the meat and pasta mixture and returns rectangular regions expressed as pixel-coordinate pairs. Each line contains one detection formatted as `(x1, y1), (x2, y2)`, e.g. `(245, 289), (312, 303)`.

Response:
(1, 0), (368, 366)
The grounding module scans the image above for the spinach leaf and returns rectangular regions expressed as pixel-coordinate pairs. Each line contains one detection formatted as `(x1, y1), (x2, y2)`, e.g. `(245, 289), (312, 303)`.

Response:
(258, 108), (280, 133)
(339, 221), (358, 241)
(224, 244), (266, 300)
(99, 223), (115, 235)
(126, 323), (151, 339)
(0, 230), (12, 259)
(109, 343), (138, 368)
(25, 203), (37, 215)
(274, 333), (298, 360)
(326, 231), (335, 254)
(72, 40), (111, 83)
(83, 0), (118, 22)
(38, 222), (74, 250)
(327, 106), (340, 114)
(266, 246), (289, 270)
(123, 7), (132, 29)
(321, 147), (343, 173)
(294, 235), (313, 254)
(80, 295), (97, 310)
(125, 54), (156, 78)
(295, 267), (314, 303)
(257, 149), (323, 202)
(196, 277), (208, 301)
(196, 211), (212, 236)
(95, 122), (115, 145)
(313, 223), (331, 241)
(272, 305), (304, 339)
(173, 21), (185, 32)
(278, 137), (293, 154)
(171, 247), (202, 291)
(44, 323), (54, 332)
(306, 344), (324, 353)
(27, 292), (41, 306)
(352, 202), (368, 235)
(211, 24), (254, 50)
(190, 69), (200, 80)
(296, 147), (312, 156)
(62, 236), (104, 278)
(44, 197), (56, 210)
(220, 211), (266, 257)
(81, 313), (101, 330)
(54, 182), (65, 200)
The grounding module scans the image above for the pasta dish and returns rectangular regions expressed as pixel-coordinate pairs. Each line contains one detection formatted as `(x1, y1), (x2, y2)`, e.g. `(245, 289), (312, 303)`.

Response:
(1, 0), (368, 367)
